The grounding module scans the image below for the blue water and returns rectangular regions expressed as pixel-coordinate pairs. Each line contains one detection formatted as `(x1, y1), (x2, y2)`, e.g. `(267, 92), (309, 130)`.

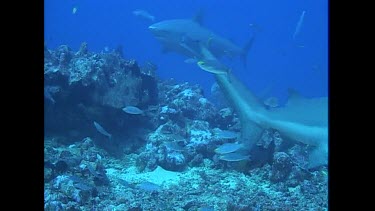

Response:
(45, 0), (328, 104)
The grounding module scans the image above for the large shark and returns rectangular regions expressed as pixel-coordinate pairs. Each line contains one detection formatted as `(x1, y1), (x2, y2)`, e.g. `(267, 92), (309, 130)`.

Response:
(196, 45), (328, 168)
(212, 65), (328, 168)
(148, 18), (254, 66)
(148, 16), (328, 168)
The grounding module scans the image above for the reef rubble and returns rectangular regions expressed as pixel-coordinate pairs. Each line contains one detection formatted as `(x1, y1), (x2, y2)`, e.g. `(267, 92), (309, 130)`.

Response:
(44, 44), (328, 210)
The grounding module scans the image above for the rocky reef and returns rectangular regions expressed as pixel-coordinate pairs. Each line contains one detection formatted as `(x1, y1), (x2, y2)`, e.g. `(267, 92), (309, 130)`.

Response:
(44, 43), (158, 150)
(44, 44), (328, 210)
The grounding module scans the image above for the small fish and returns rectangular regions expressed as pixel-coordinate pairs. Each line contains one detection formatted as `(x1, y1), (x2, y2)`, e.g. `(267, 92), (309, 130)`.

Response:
(197, 60), (229, 75)
(122, 106), (144, 115)
(214, 143), (243, 154)
(213, 129), (238, 139)
(293, 10), (306, 40)
(93, 121), (112, 139)
(264, 97), (279, 108)
(219, 152), (250, 162)
(133, 9), (155, 22)
(44, 85), (60, 104)
(136, 181), (161, 192)
(72, 7), (78, 15)
(44, 89), (55, 104)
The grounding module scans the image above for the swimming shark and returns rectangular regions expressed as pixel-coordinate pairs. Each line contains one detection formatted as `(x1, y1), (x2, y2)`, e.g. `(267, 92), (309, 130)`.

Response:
(195, 45), (328, 168)
(214, 69), (328, 168)
(148, 17), (254, 66)
(148, 16), (328, 168)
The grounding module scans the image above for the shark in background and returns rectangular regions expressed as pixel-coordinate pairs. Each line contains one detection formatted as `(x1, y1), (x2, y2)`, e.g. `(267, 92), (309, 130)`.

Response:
(148, 15), (328, 168)
(148, 15), (254, 67)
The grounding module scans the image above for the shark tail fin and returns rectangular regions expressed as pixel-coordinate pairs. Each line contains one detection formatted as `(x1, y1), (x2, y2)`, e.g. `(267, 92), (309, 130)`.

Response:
(308, 144), (328, 169)
(192, 8), (204, 25)
(241, 35), (255, 67)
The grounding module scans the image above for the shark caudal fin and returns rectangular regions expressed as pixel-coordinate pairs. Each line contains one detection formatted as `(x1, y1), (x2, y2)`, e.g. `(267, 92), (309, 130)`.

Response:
(308, 143), (328, 169)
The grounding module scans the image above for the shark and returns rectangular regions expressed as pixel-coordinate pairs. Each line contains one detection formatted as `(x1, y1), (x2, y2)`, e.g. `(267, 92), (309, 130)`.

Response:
(213, 66), (328, 168)
(196, 45), (328, 168)
(148, 16), (328, 168)
(148, 17), (254, 66)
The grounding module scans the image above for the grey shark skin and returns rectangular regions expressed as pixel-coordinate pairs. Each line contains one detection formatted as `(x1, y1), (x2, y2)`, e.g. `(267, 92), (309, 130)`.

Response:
(149, 17), (328, 168)
(213, 70), (328, 168)
(148, 19), (253, 66)
(199, 45), (327, 168)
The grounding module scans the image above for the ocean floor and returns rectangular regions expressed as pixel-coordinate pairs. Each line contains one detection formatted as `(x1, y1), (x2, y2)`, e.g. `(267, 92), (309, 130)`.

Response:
(44, 137), (328, 211)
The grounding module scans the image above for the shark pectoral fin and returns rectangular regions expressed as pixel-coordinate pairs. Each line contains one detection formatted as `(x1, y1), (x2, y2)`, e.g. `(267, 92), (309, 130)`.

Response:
(308, 144), (328, 169)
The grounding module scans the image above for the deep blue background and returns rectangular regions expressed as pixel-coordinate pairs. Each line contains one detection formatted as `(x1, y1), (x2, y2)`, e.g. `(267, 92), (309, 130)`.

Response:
(45, 0), (328, 104)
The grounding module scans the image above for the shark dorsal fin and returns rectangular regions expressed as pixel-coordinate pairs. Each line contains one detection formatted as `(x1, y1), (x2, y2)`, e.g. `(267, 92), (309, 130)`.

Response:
(286, 88), (303, 106)
(192, 9), (204, 25)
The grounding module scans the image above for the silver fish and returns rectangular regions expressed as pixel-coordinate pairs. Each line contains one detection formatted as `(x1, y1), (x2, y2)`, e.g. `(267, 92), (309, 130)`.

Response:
(44, 85), (60, 104)
(122, 106), (144, 115)
(214, 143), (243, 154)
(136, 181), (161, 192)
(133, 9), (155, 22)
(93, 121), (112, 139)
(293, 11), (306, 40)
(213, 129), (238, 139)
(219, 152), (250, 162)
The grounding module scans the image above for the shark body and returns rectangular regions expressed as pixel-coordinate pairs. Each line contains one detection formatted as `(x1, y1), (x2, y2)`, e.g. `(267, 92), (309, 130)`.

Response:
(148, 18), (328, 168)
(149, 19), (253, 65)
(214, 72), (328, 168)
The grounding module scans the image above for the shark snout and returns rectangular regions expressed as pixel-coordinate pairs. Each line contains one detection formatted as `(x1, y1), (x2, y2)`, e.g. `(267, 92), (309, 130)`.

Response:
(148, 25), (157, 31)
(148, 24), (165, 37)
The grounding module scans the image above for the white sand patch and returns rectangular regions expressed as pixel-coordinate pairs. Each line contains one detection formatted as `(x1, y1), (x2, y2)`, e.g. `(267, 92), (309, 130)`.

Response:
(106, 166), (182, 188)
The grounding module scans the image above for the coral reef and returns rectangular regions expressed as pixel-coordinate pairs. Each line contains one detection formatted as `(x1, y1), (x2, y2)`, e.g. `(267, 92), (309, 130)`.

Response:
(44, 44), (328, 210)
(44, 43), (158, 148)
